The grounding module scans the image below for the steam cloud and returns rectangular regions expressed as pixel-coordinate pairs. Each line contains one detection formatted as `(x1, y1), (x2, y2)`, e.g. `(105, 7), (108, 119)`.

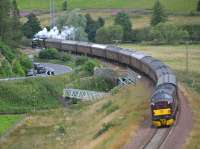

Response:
(35, 26), (76, 40)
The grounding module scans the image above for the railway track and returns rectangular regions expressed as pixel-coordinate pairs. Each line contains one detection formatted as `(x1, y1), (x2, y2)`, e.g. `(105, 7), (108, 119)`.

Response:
(141, 88), (182, 149)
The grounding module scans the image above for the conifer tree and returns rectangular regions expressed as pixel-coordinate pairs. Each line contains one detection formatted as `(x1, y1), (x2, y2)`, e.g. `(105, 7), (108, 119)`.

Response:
(197, 0), (200, 12)
(151, 0), (167, 26)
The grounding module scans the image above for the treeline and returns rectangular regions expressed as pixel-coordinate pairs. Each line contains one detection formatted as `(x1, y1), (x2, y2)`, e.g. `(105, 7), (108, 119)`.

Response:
(0, 0), (33, 78)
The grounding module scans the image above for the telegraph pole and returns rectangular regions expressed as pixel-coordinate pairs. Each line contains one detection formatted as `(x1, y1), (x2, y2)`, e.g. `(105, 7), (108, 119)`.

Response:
(185, 41), (189, 74)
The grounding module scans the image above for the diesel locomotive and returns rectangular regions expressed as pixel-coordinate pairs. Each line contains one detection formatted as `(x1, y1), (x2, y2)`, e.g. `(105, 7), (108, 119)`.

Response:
(36, 39), (178, 127)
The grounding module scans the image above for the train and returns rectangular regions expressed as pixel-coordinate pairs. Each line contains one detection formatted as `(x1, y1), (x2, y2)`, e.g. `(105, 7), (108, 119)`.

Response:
(35, 38), (178, 127)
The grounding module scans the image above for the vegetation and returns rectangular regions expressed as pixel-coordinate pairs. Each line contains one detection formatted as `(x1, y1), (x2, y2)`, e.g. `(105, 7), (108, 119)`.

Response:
(16, 0), (198, 13)
(39, 48), (60, 59)
(85, 14), (105, 42)
(0, 75), (70, 113)
(151, 0), (168, 26)
(71, 76), (115, 92)
(22, 13), (42, 38)
(57, 9), (88, 41)
(62, 0), (68, 11)
(0, 115), (23, 135)
(114, 12), (132, 41)
(0, 0), (22, 45)
(96, 25), (123, 44)
(181, 24), (200, 42)
(0, 41), (32, 78)
(150, 23), (189, 44)
(0, 83), (151, 148)
(197, 0), (200, 11)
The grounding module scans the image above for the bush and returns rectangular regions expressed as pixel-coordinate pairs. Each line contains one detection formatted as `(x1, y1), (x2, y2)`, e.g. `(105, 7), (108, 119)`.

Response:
(150, 23), (189, 44)
(39, 48), (60, 59)
(181, 24), (200, 42)
(61, 53), (72, 62)
(72, 77), (115, 92)
(75, 56), (88, 66)
(96, 25), (123, 44)
(133, 27), (152, 42)
(93, 122), (114, 139)
(12, 59), (25, 76)
(83, 60), (96, 74)
(19, 54), (33, 71)
(0, 59), (12, 77)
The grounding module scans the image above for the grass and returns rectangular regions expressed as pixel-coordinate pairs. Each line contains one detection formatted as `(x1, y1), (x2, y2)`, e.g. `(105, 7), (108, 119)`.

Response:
(0, 115), (23, 136)
(0, 74), (72, 113)
(0, 81), (151, 148)
(120, 44), (200, 149)
(17, 0), (198, 13)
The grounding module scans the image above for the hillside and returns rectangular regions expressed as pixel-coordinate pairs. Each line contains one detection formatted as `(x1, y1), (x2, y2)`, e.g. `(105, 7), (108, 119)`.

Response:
(17, 0), (198, 13)
(0, 42), (32, 78)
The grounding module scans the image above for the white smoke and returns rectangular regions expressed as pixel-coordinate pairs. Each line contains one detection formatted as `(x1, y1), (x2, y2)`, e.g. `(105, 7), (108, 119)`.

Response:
(35, 26), (76, 40)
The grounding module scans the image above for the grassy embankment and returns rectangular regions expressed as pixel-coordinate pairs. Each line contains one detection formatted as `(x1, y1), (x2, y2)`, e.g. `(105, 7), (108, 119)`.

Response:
(17, 0), (197, 13)
(0, 81), (151, 149)
(120, 44), (200, 149)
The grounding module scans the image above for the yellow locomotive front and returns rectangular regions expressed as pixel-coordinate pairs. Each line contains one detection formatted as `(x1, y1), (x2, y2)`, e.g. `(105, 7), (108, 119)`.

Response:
(151, 84), (177, 127)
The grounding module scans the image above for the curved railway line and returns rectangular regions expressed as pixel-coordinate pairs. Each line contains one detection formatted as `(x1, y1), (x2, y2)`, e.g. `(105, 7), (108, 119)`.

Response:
(36, 39), (192, 149)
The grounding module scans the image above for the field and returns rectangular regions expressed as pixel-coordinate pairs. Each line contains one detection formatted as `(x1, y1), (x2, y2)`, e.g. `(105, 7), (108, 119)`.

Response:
(0, 82), (151, 148)
(120, 44), (200, 149)
(17, 0), (198, 13)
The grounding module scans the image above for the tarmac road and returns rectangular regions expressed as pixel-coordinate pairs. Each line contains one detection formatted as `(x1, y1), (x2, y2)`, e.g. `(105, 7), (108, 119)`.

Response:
(0, 63), (72, 81)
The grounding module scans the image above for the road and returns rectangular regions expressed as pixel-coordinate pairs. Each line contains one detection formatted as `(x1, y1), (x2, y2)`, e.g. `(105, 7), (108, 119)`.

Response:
(0, 63), (72, 81)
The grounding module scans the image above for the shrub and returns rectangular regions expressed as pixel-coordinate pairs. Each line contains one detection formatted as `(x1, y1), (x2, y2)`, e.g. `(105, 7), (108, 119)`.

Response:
(61, 53), (72, 62)
(19, 54), (33, 71)
(39, 48), (59, 59)
(12, 59), (25, 76)
(83, 60), (96, 74)
(96, 25), (123, 44)
(150, 23), (189, 44)
(133, 27), (152, 42)
(181, 24), (200, 42)
(75, 56), (88, 66)
(0, 59), (12, 77)
(93, 122), (114, 139)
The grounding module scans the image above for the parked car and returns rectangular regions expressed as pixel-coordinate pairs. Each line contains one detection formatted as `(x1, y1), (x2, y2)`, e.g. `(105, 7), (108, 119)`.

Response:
(26, 69), (36, 76)
(34, 63), (46, 74)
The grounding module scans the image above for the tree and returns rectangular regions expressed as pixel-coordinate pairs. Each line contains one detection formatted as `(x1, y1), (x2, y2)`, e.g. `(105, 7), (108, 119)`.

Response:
(57, 9), (88, 41)
(197, 0), (200, 12)
(11, 0), (22, 44)
(114, 12), (132, 41)
(150, 23), (189, 44)
(22, 13), (42, 38)
(62, 0), (68, 11)
(0, 0), (12, 43)
(96, 25), (123, 44)
(151, 0), (167, 26)
(85, 14), (105, 42)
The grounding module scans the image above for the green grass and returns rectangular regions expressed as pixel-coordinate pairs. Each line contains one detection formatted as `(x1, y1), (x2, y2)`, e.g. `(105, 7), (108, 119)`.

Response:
(0, 74), (72, 113)
(0, 115), (23, 136)
(17, 0), (198, 13)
